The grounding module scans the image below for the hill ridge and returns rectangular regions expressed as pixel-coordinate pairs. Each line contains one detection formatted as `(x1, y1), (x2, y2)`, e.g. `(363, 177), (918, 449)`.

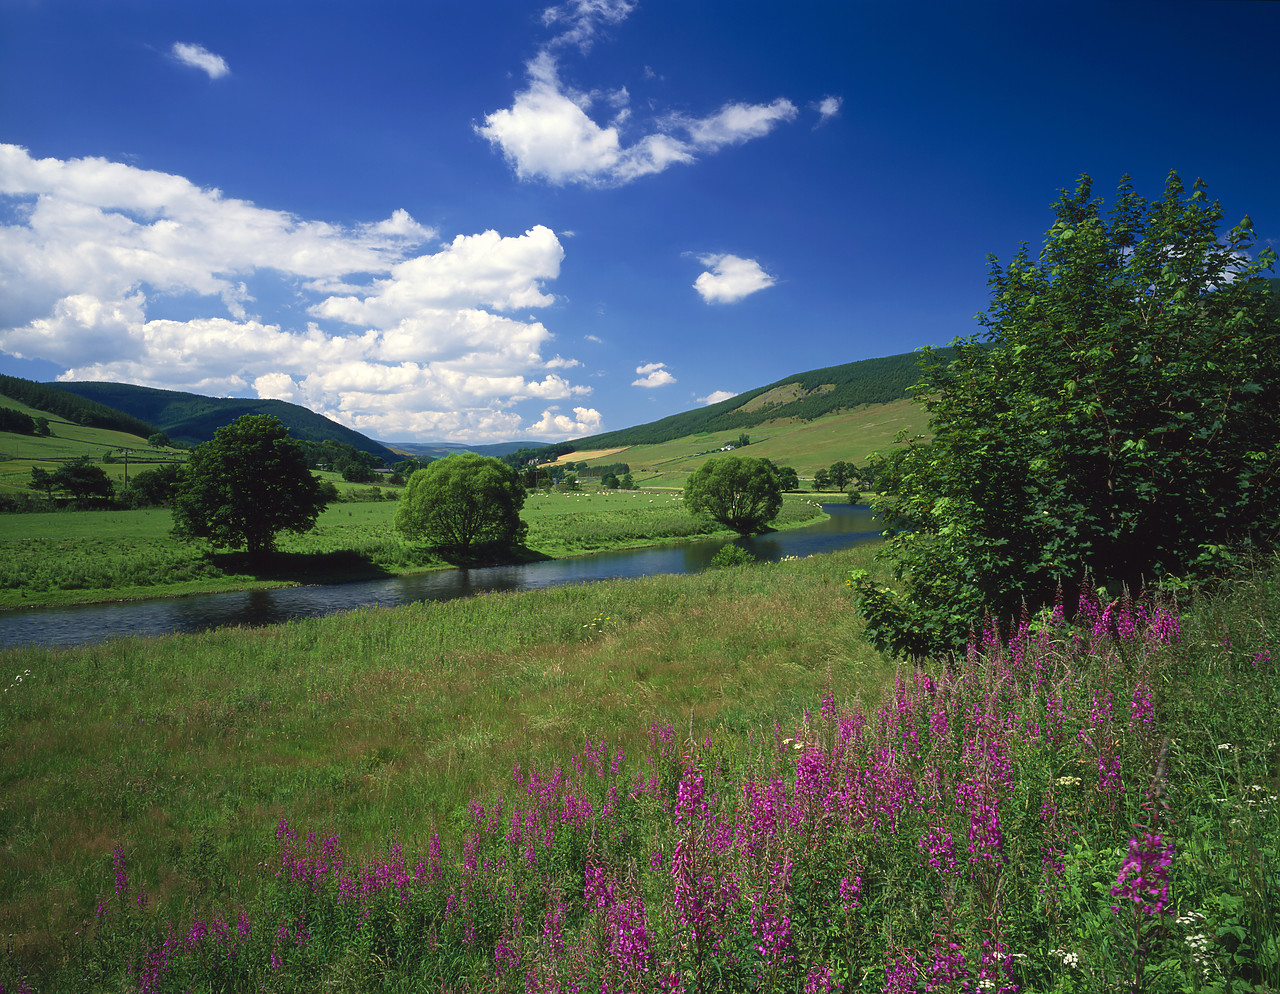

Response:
(567, 348), (943, 451)
(47, 381), (398, 463)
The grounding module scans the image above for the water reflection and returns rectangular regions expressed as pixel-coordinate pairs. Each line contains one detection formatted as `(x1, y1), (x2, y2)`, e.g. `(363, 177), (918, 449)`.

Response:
(0, 504), (879, 649)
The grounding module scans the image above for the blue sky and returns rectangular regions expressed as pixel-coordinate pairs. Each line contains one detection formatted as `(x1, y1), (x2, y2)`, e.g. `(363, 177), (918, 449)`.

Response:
(2, 0), (1277, 444)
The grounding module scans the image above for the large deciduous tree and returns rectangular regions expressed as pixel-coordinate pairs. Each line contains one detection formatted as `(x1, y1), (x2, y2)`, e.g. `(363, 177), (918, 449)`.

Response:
(683, 455), (783, 536)
(853, 171), (1280, 658)
(171, 414), (330, 561)
(394, 452), (527, 556)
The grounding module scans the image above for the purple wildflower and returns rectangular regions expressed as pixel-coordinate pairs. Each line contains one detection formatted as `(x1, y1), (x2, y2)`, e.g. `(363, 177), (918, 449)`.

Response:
(1111, 832), (1175, 916)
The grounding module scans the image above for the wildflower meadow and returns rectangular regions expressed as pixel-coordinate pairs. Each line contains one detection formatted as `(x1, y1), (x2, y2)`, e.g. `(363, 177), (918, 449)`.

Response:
(4, 555), (1276, 993)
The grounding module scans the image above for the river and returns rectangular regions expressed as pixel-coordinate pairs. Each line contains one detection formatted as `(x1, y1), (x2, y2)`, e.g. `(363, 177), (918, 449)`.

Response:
(0, 503), (880, 649)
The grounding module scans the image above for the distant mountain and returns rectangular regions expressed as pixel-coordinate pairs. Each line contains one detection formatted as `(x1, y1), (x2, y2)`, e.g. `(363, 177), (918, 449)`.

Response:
(49, 382), (399, 464)
(386, 440), (543, 459)
(566, 348), (945, 451)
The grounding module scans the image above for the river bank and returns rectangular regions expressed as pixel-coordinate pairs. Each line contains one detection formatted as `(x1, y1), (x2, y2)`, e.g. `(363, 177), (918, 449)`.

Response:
(0, 503), (876, 648)
(0, 489), (833, 613)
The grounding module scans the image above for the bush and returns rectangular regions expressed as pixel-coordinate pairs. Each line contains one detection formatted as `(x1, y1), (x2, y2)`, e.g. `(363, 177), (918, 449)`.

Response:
(854, 172), (1280, 658)
(709, 544), (756, 569)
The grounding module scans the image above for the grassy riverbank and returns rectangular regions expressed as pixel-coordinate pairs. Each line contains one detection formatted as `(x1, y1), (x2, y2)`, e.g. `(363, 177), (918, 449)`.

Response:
(0, 490), (828, 610)
(0, 544), (886, 985)
(2, 547), (1278, 991)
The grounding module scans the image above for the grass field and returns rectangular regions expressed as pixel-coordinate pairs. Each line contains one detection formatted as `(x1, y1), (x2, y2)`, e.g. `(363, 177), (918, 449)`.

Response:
(1, 547), (1277, 992)
(559, 399), (929, 487)
(0, 491), (829, 609)
(0, 544), (890, 986)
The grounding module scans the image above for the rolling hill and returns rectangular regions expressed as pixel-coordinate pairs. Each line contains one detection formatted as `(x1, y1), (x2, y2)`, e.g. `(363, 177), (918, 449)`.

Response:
(565, 348), (940, 451)
(49, 382), (399, 464)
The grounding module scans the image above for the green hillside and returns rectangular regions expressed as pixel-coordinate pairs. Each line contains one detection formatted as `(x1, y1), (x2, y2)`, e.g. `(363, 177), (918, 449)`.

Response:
(0, 396), (180, 500)
(50, 381), (398, 464)
(564, 348), (942, 451)
(0, 374), (157, 437)
(556, 397), (929, 487)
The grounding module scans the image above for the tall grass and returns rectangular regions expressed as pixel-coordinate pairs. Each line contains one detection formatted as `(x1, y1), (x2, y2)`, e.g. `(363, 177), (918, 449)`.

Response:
(2, 551), (1278, 992)
(0, 545), (886, 988)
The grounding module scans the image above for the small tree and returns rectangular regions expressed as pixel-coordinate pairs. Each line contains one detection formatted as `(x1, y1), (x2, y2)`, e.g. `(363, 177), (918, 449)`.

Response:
(620, 472), (635, 490)
(51, 456), (114, 503)
(602, 472), (620, 489)
(736, 433), (751, 448)
(853, 171), (1280, 658)
(28, 466), (56, 500)
(774, 465), (800, 492)
(683, 455), (783, 536)
(394, 452), (527, 555)
(148, 431), (171, 448)
(127, 463), (183, 507)
(812, 468), (831, 491)
(171, 414), (330, 562)
(828, 461), (854, 490)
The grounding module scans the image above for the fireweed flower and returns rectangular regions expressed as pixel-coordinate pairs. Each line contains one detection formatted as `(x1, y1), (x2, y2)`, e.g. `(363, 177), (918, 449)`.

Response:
(920, 825), (961, 877)
(840, 872), (863, 912)
(112, 846), (128, 899)
(924, 937), (970, 992)
(884, 949), (922, 994)
(1111, 832), (1175, 916)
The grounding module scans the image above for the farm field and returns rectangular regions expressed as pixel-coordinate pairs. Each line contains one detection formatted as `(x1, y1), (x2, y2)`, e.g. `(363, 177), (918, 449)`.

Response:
(0, 490), (829, 610)
(556, 398), (929, 488)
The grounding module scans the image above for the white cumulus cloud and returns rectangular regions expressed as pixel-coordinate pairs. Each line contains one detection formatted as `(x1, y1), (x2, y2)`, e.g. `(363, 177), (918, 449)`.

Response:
(171, 42), (230, 80)
(477, 43), (797, 187)
(527, 405), (604, 437)
(632, 361), (675, 388)
(698, 389), (738, 406)
(692, 254), (777, 304)
(0, 144), (592, 442)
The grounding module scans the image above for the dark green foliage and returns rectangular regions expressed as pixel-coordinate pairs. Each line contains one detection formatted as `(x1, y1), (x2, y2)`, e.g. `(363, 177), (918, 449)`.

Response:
(683, 455), (783, 536)
(774, 465), (800, 491)
(828, 460), (854, 490)
(147, 431), (171, 448)
(854, 172), (1280, 658)
(28, 466), (56, 499)
(812, 468), (830, 491)
(499, 442), (573, 470)
(0, 375), (156, 436)
(50, 380), (397, 462)
(49, 456), (114, 502)
(394, 452), (527, 555)
(601, 473), (619, 489)
(709, 544), (756, 568)
(126, 463), (183, 507)
(341, 462), (375, 483)
(0, 406), (36, 434)
(171, 414), (331, 561)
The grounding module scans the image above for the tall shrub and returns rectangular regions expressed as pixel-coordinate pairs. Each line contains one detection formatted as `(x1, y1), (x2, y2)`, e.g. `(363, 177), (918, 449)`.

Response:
(853, 171), (1279, 658)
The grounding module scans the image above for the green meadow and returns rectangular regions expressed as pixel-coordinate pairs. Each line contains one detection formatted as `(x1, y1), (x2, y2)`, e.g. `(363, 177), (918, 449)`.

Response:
(1, 545), (1278, 992)
(0, 490), (829, 609)
(551, 399), (928, 488)
(0, 544), (889, 983)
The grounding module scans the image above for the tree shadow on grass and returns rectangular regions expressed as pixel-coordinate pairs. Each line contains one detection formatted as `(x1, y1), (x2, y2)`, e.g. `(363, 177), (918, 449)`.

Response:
(209, 549), (395, 584)
(430, 543), (553, 568)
